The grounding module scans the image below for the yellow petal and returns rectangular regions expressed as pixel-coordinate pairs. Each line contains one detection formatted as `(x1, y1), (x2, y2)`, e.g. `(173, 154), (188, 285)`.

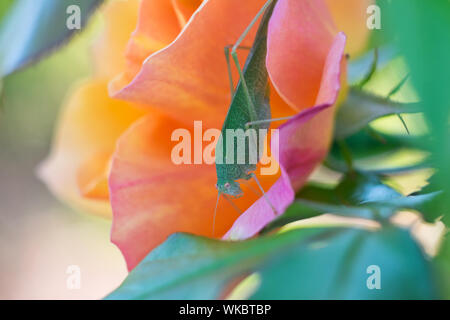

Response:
(92, 0), (140, 79)
(109, 0), (185, 94)
(325, 0), (374, 56)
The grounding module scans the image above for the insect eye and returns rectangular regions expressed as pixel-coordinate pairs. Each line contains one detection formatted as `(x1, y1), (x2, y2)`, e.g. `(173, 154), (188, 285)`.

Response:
(224, 182), (231, 188)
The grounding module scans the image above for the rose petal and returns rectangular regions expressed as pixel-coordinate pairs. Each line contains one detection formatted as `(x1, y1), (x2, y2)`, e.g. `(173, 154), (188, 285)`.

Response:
(109, 0), (185, 94)
(266, 0), (337, 112)
(171, 0), (203, 27)
(224, 31), (347, 240)
(109, 112), (279, 270)
(77, 151), (111, 199)
(38, 80), (145, 217)
(112, 0), (267, 129)
(92, 0), (140, 79)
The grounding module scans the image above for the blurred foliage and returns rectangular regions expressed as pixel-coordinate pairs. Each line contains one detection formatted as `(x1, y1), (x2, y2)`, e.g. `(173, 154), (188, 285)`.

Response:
(380, 0), (450, 226)
(108, 227), (436, 300)
(0, 0), (14, 20)
(0, 0), (102, 76)
(435, 232), (450, 298)
(0, 22), (95, 161)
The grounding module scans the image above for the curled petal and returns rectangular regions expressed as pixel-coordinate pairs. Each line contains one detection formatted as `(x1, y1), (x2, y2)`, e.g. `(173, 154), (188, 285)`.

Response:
(92, 0), (140, 79)
(112, 0), (267, 129)
(267, 0), (337, 112)
(109, 0), (184, 94)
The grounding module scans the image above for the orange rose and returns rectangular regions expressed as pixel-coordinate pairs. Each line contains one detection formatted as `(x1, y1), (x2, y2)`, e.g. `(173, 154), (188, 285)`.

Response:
(39, 0), (372, 270)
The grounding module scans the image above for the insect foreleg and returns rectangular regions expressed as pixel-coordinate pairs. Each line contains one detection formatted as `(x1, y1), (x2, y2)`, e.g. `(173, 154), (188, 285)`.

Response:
(224, 45), (252, 99)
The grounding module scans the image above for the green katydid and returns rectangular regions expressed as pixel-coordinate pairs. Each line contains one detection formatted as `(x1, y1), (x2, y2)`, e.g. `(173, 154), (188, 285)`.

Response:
(213, 0), (289, 233)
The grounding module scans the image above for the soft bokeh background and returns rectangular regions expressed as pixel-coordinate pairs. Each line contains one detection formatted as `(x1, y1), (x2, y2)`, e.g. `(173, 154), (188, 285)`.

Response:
(0, 0), (447, 299)
(0, 17), (127, 300)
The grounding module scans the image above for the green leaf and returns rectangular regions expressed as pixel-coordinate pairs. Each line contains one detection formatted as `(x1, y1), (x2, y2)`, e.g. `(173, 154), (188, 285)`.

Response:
(106, 228), (325, 300)
(334, 89), (420, 139)
(415, 177), (448, 224)
(0, 0), (103, 77)
(253, 227), (437, 299)
(106, 227), (437, 299)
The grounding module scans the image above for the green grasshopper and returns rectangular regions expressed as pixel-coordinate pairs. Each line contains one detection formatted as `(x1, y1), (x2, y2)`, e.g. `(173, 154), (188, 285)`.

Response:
(213, 0), (287, 233)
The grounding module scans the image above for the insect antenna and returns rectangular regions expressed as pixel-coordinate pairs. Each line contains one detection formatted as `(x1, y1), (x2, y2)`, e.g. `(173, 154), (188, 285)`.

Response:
(212, 192), (243, 237)
(222, 194), (242, 214)
(212, 191), (221, 237)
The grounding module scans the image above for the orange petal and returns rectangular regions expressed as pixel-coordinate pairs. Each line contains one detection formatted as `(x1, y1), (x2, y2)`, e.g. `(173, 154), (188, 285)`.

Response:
(112, 0), (267, 129)
(171, 0), (203, 27)
(267, 0), (338, 112)
(270, 82), (297, 120)
(38, 80), (145, 217)
(109, 0), (184, 94)
(109, 113), (279, 270)
(325, 0), (373, 57)
(92, 0), (140, 79)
